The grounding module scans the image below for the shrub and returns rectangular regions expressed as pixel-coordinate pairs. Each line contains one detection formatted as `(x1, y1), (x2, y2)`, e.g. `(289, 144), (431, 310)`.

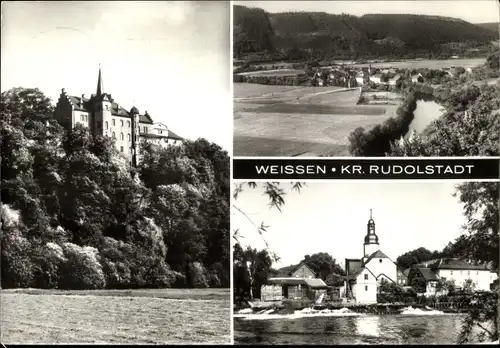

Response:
(59, 243), (106, 289)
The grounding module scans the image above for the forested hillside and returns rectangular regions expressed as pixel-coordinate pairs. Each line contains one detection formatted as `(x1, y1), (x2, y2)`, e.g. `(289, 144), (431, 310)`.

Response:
(476, 22), (500, 34)
(234, 5), (497, 60)
(1, 87), (230, 290)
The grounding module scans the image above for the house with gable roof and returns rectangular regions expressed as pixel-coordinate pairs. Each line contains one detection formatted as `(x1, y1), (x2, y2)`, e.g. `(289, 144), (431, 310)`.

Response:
(409, 258), (498, 296)
(261, 263), (328, 303)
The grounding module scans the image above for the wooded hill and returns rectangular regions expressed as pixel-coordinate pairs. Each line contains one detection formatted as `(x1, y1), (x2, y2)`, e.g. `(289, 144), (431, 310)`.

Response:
(234, 5), (498, 60)
(476, 22), (500, 34)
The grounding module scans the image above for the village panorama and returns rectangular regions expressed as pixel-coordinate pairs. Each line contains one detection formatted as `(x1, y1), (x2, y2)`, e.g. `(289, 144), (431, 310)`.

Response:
(233, 1), (500, 157)
(232, 182), (499, 345)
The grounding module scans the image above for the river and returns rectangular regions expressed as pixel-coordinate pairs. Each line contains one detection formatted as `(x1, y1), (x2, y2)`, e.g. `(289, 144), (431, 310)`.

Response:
(407, 99), (445, 134)
(234, 307), (487, 345)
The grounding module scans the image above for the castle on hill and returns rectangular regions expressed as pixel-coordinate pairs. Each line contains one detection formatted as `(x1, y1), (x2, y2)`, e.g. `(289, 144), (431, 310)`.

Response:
(54, 67), (183, 166)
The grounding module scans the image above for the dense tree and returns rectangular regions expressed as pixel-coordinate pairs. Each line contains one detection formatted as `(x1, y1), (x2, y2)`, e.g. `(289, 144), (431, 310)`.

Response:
(300, 253), (345, 286)
(233, 243), (273, 300)
(396, 247), (441, 270)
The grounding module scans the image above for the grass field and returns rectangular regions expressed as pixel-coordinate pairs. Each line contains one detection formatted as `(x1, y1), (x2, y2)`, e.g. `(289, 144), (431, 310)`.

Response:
(237, 69), (304, 77)
(234, 83), (396, 156)
(1, 288), (230, 344)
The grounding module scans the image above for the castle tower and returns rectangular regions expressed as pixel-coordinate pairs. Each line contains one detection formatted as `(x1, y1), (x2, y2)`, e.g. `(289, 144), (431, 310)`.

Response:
(130, 106), (140, 167)
(363, 209), (380, 259)
(93, 66), (112, 137)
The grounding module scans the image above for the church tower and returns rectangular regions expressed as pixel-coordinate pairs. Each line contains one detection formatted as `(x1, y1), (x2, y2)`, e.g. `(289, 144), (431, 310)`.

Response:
(93, 66), (112, 137)
(363, 209), (380, 259)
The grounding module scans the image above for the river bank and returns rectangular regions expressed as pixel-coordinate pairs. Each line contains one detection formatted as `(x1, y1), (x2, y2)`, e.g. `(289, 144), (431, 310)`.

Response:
(235, 301), (469, 316)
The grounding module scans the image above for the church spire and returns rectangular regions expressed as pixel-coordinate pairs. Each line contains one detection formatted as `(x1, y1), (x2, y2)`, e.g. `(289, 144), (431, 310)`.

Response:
(96, 64), (103, 97)
(364, 209), (378, 245)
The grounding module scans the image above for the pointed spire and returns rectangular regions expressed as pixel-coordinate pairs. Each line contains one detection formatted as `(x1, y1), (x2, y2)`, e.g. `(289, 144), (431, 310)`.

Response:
(96, 64), (103, 97)
(370, 209), (372, 219)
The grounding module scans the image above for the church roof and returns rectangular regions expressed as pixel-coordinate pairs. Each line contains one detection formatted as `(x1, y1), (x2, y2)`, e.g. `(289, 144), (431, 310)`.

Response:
(344, 267), (377, 281)
(364, 250), (390, 265)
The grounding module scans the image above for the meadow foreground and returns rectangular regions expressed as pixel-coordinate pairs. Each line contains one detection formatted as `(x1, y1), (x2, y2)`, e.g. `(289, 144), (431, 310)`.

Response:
(1, 288), (231, 344)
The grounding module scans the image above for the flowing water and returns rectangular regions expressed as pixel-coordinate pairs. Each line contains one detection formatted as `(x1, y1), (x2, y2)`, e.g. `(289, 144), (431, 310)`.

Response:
(408, 100), (444, 134)
(234, 307), (484, 345)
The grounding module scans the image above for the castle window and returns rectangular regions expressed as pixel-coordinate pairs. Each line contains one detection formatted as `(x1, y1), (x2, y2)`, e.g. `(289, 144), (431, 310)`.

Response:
(120, 146), (124, 153)
(112, 119), (115, 126)
(105, 121), (108, 130)
(364, 274), (368, 280)
(120, 133), (124, 141)
(112, 132), (116, 139)
(121, 120), (124, 127)
(144, 126), (147, 133)
(80, 115), (84, 121)
(477, 271), (479, 275)
(127, 121), (130, 127)
(127, 133), (130, 141)
(85, 115), (88, 122)
(468, 271), (470, 276)
(365, 286), (368, 291)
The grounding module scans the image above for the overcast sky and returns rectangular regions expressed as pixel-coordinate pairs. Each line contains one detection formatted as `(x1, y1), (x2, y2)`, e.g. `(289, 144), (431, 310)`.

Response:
(1, 1), (231, 150)
(232, 182), (468, 269)
(235, 0), (500, 24)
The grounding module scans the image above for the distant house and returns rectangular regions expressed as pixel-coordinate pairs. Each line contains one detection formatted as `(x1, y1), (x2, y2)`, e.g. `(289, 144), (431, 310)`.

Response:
(410, 258), (499, 297)
(397, 268), (410, 286)
(389, 74), (403, 86)
(317, 78), (326, 87)
(412, 267), (441, 297)
(261, 263), (328, 303)
(291, 263), (316, 279)
(263, 277), (328, 302)
(355, 76), (365, 85)
(411, 73), (424, 83)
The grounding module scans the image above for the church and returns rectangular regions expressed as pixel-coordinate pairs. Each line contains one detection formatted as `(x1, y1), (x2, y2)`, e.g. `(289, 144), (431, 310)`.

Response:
(344, 210), (398, 304)
(54, 67), (183, 166)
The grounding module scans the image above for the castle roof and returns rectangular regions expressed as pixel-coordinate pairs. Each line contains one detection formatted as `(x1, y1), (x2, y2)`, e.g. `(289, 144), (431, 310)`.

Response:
(141, 130), (184, 141)
(66, 95), (154, 124)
